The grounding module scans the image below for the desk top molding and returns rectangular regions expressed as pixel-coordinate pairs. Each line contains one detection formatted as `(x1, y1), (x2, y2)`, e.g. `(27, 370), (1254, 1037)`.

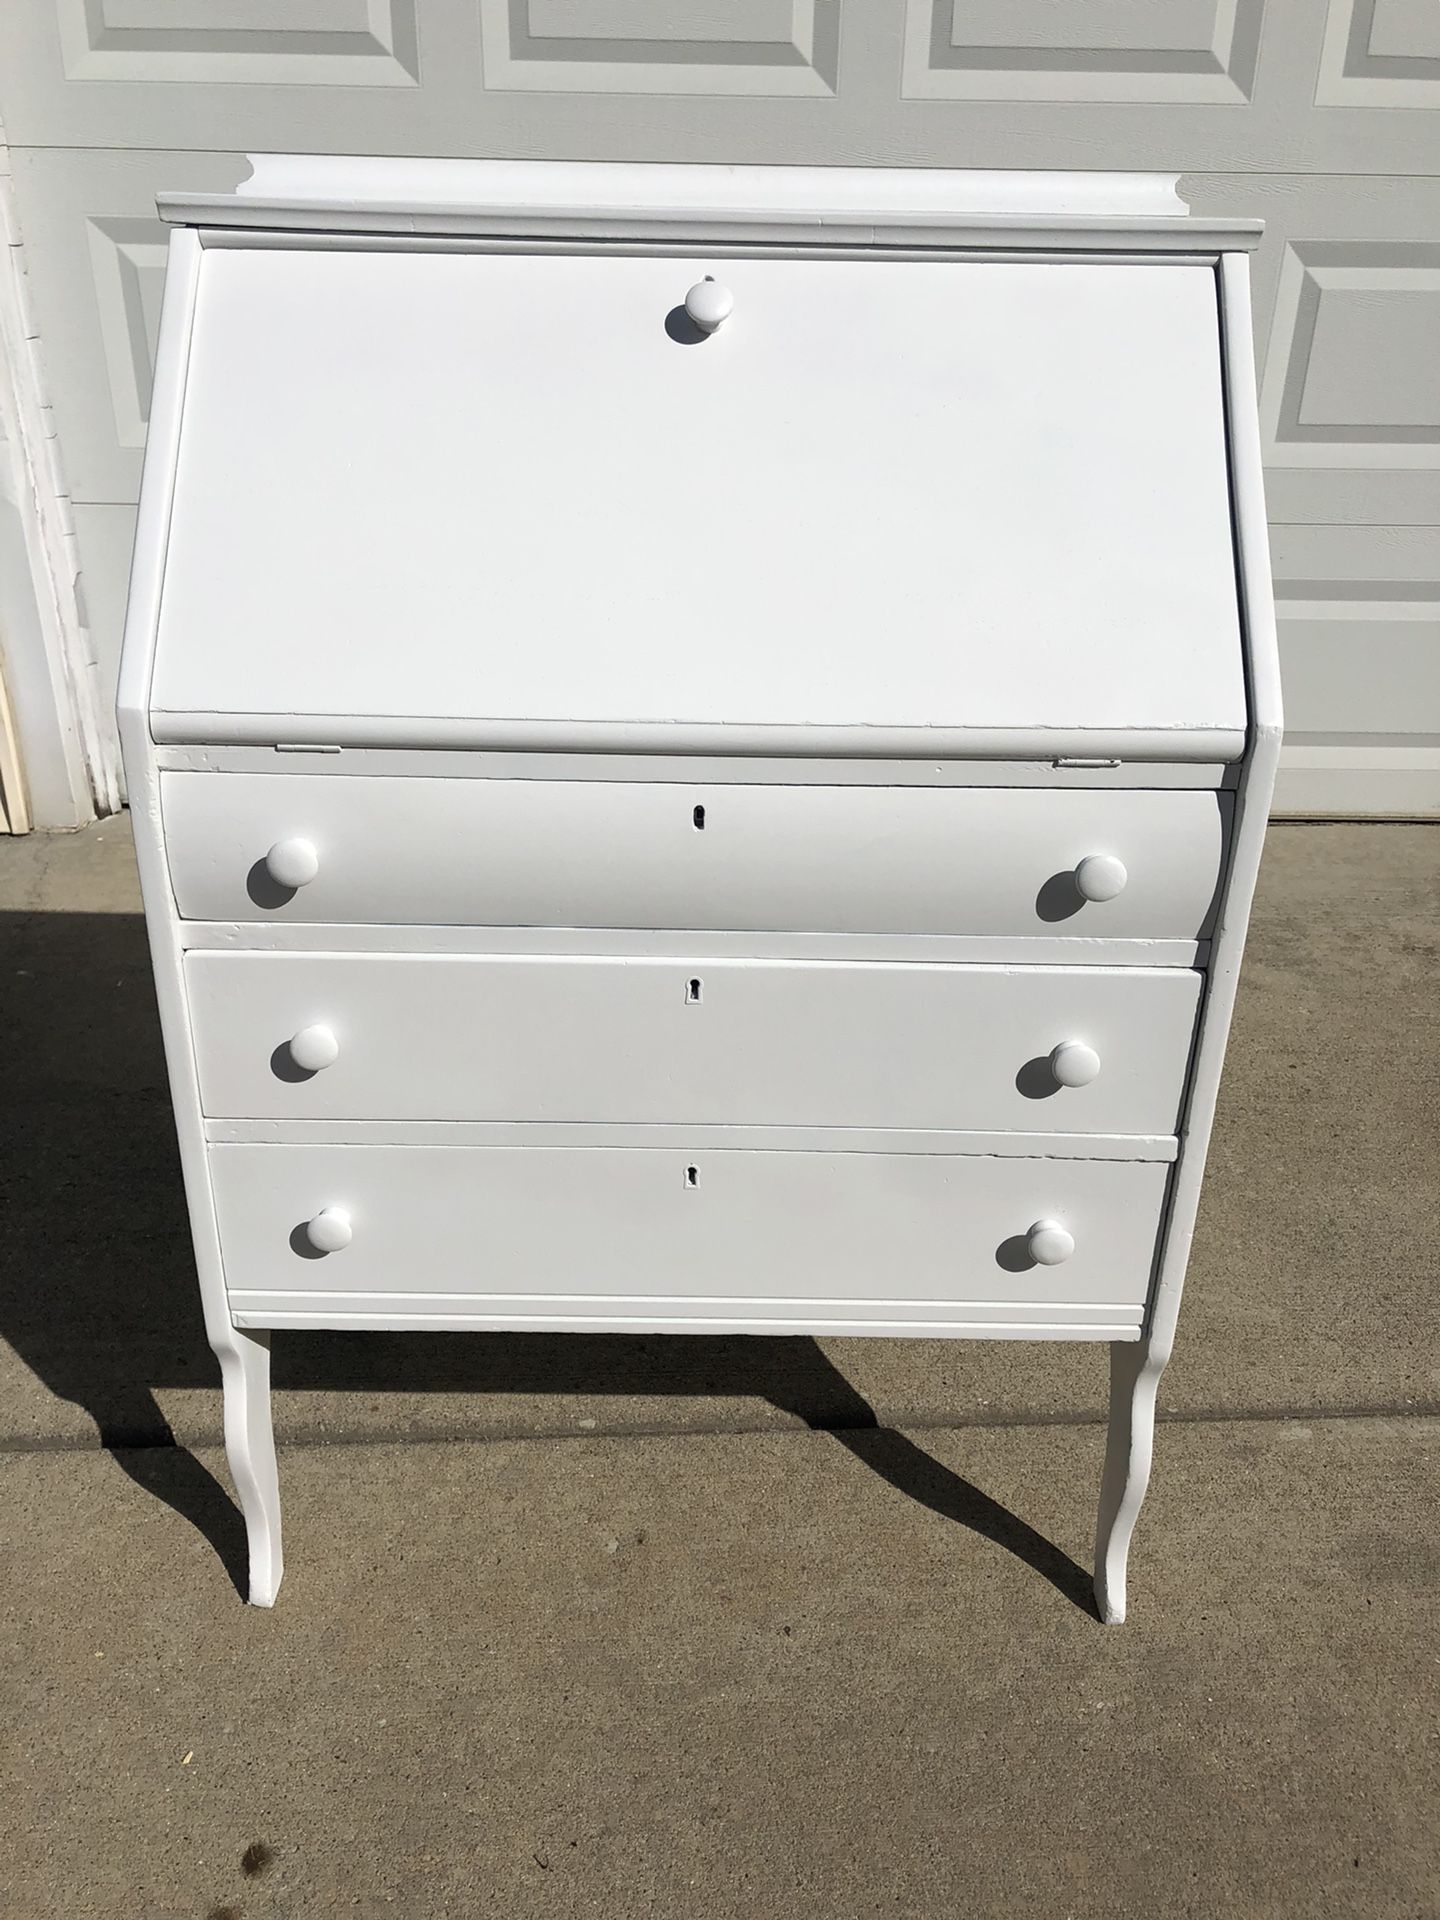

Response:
(158, 157), (1263, 253)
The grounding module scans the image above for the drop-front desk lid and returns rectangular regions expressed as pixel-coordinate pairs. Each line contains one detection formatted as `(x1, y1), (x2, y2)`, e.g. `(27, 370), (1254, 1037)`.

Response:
(146, 161), (1255, 758)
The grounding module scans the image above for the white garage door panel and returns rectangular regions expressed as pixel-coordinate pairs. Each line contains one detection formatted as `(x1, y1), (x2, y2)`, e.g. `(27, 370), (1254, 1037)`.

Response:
(3, 4), (1437, 174)
(1268, 519), (1440, 812)
(1279, 614), (1440, 743)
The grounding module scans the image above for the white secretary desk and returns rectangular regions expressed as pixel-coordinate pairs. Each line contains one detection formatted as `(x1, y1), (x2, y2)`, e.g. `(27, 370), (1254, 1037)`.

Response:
(117, 160), (1280, 1620)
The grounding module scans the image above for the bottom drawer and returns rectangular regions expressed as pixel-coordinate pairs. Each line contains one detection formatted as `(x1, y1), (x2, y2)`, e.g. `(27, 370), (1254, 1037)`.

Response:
(213, 1144), (1166, 1338)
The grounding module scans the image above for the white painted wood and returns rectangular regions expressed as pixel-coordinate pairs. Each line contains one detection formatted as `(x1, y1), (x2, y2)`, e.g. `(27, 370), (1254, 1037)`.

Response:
(202, 236), (1230, 270)
(1092, 1338), (1163, 1626)
(1026, 1220), (1075, 1266)
(286, 1023), (338, 1074)
(150, 248), (1245, 750)
(113, 170), (1278, 1618)
(175, 158), (1197, 225)
(114, 230), (287, 1606)
(204, 1121), (1179, 1162)
(263, 836), (319, 889)
(153, 713), (1246, 762)
(216, 1326), (283, 1609)
(1074, 854), (1128, 903)
(304, 1206), (352, 1254)
(161, 774), (1231, 940)
(234, 1305), (1144, 1342)
(185, 953), (1200, 1136)
(153, 745), (1237, 790)
(683, 276), (732, 331)
(156, 159), (1259, 253)
(207, 1142), (1171, 1321)
(1090, 252), (1283, 1625)
(1049, 1041), (1101, 1089)
(181, 921), (1208, 971)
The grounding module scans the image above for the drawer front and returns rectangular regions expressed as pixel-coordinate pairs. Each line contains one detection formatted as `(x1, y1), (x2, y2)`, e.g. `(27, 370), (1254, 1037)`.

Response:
(211, 1143), (1167, 1326)
(189, 953), (1199, 1134)
(163, 772), (1229, 938)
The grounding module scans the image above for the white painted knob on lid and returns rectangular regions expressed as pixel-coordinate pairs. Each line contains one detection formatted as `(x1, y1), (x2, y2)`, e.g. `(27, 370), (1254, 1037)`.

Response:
(288, 1024), (339, 1073)
(1027, 1219), (1075, 1267)
(265, 836), (319, 890)
(1074, 853), (1128, 903)
(684, 279), (734, 333)
(1050, 1040), (1101, 1088)
(305, 1207), (352, 1254)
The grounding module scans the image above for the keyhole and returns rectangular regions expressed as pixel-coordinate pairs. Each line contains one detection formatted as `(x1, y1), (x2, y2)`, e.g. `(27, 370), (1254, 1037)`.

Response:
(685, 1165), (699, 1189)
(686, 977), (702, 1004)
(692, 804), (706, 830)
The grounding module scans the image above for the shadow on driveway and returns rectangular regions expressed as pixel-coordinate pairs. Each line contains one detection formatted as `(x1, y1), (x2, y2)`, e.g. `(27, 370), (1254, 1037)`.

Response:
(0, 906), (1095, 1616)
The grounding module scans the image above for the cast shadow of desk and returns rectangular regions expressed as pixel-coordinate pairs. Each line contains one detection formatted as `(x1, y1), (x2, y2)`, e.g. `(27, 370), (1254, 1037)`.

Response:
(0, 907), (1094, 1617)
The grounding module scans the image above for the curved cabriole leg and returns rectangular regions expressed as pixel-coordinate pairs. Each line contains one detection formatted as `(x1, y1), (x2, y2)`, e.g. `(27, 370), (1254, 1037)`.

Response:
(1093, 1337), (1166, 1626)
(216, 1326), (283, 1607)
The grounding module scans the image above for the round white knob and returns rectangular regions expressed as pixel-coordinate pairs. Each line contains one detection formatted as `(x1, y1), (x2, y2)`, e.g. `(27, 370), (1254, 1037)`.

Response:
(684, 279), (733, 334)
(288, 1024), (339, 1073)
(305, 1207), (352, 1254)
(265, 837), (319, 890)
(1074, 853), (1128, 903)
(1049, 1040), (1101, 1088)
(1027, 1219), (1075, 1267)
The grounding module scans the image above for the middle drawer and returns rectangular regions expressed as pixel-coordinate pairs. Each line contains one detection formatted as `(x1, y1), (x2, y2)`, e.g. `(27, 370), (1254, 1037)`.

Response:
(188, 953), (1199, 1134)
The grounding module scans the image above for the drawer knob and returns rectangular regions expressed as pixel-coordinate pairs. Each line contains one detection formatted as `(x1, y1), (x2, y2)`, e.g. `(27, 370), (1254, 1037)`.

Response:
(304, 1207), (352, 1254)
(265, 837), (319, 890)
(1027, 1219), (1075, 1267)
(1049, 1040), (1101, 1088)
(684, 278), (733, 334)
(1074, 853), (1128, 903)
(289, 1024), (339, 1073)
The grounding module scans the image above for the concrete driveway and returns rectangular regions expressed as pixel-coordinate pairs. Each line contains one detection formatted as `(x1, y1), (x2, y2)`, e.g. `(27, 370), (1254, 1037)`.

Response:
(2, 819), (1436, 1917)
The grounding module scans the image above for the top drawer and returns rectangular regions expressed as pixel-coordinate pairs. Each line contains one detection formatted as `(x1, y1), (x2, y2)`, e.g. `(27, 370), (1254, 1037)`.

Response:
(161, 772), (1229, 939)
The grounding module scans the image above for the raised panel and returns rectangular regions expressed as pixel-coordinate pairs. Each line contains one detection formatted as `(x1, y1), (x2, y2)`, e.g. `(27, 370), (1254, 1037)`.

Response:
(1186, 172), (1440, 525)
(5, 149), (250, 504)
(1270, 520), (1440, 813)
(84, 217), (166, 448)
(4, 24), (1439, 172)
(479, 0), (840, 94)
(903, 0), (1264, 102)
(1273, 745), (1440, 815)
(1317, 0), (1440, 106)
(1271, 524), (1439, 753)
(56, 0), (421, 84)
(1260, 242), (1440, 468)
(1276, 590), (1440, 744)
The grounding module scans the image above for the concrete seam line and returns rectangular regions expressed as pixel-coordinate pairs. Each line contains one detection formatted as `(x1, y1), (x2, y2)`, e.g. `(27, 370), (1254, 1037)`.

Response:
(2, 1403), (1438, 1457)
